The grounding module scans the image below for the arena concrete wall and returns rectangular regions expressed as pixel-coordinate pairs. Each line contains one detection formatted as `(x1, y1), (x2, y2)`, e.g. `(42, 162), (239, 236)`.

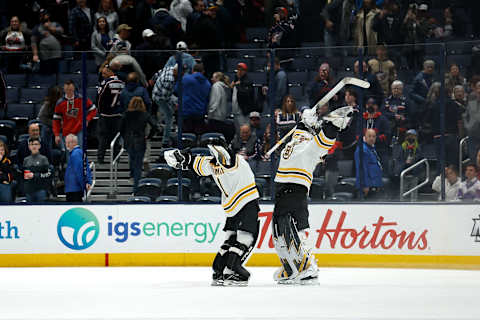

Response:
(0, 203), (479, 269)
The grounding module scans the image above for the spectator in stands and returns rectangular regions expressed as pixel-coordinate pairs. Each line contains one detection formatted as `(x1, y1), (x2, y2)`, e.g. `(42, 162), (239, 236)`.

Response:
(31, 9), (63, 74)
(232, 62), (255, 131)
(275, 95), (300, 138)
(355, 128), (384, 200)
(109, 48), (147, 86)
(451, 85), (467, 138)
(152, 64), (178, 148)
(384, 80), (409, 142)
(170, 0), (193, 32)
(91, 16), (114, 67)
(354, 0), (380, 55)
(263, 57), (288, 110)
(120, 72), (152, 112)
(165, 41), (196, 74)
(402, 3), (430, 71)
(186, 0), (205, 40)
(180, 63), (211, 135)
(0, 140), (13, 203)
(23, 137), (52, 202)
(252, 123), (274, 161)
(362, 97), (390, 171)
(133, 0), (157, 46)
(354, 60), (384, 104)
(321, 0), (356, 57)
(445, 64), (467, 98)
(53, 80), (97, 158)
(456, 162), (480, 201)
(0, 16), (32, 74)
(432, 165), (461, 201)
(392, 129), (423, 200)
(231, 124), (257, 159)
(95, 0), (119, 32)
(0, 69), (5, 114)
(17, 122), (52, 170)
(372, 1), (403, 59)
(111, 24), (132, 52)
(464, 81), (480, 163)
(121, 97), (158, 193)
(307, 62), (335, 107)
(148, 3), (184, 47)
(267, 6), (296, 56)
(136, 29), (172, 82)
(69, 0), (94, 51)
(368, 45), (397, 97)
(338, 88), (361, 160)
(249, 111), (262, 141)
(64, 134), (92, 202)
(425, 82), (462, 168)
(118, 0), (136, 27)
(207, 71), (234, 142)
(96, 65), (125, 164)
(410, 60), (435, 127)
(38, 86), (63, 155)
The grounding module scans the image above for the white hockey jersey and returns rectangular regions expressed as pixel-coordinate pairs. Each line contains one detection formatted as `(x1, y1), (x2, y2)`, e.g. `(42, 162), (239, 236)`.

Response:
(275, 128), (336, 190)
(192, 154), (260, 217)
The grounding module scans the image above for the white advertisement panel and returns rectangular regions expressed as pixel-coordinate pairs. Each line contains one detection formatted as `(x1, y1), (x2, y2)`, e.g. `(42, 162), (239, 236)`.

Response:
(0, 204), (479, 256)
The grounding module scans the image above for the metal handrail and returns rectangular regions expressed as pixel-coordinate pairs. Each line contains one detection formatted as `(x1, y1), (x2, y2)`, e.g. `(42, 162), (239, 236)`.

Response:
(459, 136), (470, 180)
(86, 161), (96, 201)
(109, 132), (125, 198)
(400, 158), (430, 201)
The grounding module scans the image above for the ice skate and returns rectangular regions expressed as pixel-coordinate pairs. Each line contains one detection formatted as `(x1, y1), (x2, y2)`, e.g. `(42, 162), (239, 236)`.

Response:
(223, 272), (249, 287)
(211, 272), (224, 286)
(273, 267), (296, 285)
(294, 256), (319, 285)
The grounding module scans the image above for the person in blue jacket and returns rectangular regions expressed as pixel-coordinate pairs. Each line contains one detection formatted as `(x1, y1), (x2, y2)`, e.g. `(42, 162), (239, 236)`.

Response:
(355, 128), (384, 200)
(178, 62), (211, 135)
(65, 134), (92, 202)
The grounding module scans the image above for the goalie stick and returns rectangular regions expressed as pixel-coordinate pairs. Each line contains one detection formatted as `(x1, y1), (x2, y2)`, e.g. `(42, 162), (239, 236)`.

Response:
(265, 77), (370, 157)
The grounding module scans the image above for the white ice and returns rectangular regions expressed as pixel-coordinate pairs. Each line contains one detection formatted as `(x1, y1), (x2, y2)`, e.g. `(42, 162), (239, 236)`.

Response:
(0, 266), (478, 320)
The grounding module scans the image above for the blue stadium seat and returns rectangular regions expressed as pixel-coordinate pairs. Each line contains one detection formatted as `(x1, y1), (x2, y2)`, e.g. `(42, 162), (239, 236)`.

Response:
(20, 88), (48, 104)
(7, 88), (18, 103)
(245, 28), (267, 42)
(86, 88), (98, 102)
(135, 178), (163, 199)
(0, 120), (16, 148)
(191, 147), (210, 157)
(156, 195), (178, 202)
(28, 74), (56, 88)
(164, 177), (191, 201)
(253, 57), (267, 72)
(57, 74), (83, 88)
(199, 176), (220, 197)
(446, 54), (471, 69)
(127, 196), (152, 203)
(289, 84), (304, 101)
(6, 74), (27, 88)
(248, 72), (267, 85)
(6, 104), (34, 119)
(288, 56), (318, 71)
(146, 164), (174, 186)
(309, 177), (325, 201)
(199, 132), (226, 147)
(58, 60), (70, 73)
(33, 104), (42, 118)
(196, 196), (221, 203)
(87, 74), (99, 88)
(337, 160), (354, 178)
(288, 72), (308, 85)
(0, 134), (6, 144)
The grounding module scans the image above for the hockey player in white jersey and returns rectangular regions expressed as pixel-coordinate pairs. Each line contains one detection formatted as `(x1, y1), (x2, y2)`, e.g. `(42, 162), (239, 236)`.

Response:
(272, 105), (355, 285)
(164, 144), (260, 286)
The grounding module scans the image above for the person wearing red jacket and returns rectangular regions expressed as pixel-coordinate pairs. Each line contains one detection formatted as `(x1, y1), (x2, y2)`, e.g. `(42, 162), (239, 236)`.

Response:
(53, 80), (97, 157)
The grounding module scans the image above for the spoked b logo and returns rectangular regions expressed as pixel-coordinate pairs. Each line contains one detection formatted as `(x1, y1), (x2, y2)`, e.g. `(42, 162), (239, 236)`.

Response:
(57, 208), (100, 250)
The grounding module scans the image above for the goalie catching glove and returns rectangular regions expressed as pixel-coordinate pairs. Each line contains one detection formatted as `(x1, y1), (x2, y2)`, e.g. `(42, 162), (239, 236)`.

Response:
(301, 106), (356, 133)
(164, 148), (192, 170)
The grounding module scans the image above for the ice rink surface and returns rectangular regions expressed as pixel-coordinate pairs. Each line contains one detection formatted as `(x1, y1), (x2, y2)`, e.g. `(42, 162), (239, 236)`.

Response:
(1, 266), (479, 320)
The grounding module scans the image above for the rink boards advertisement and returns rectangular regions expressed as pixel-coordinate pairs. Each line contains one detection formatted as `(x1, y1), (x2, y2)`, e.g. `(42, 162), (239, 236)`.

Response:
(0, 203), (479, 268)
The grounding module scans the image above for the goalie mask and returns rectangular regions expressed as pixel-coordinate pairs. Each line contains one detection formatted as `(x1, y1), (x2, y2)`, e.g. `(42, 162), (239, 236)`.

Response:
(208, 145), (232, 168)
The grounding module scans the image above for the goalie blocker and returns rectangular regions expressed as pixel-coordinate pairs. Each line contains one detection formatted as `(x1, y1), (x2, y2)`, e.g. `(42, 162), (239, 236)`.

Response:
(164, 145), (260, 286)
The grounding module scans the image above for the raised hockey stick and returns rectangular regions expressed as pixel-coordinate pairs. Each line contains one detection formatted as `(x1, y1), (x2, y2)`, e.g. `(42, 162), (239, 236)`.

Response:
(265, 77), (370, 157)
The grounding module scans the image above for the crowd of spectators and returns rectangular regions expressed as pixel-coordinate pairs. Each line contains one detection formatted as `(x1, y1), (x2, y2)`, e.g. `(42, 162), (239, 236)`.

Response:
(0, 0), (479, 203)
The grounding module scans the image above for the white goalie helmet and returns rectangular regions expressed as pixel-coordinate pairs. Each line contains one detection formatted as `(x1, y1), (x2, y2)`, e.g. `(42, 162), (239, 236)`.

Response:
(207, 144), (231, 168)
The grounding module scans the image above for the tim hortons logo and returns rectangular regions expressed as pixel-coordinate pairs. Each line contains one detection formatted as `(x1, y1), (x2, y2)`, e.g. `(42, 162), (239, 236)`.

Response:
(471, 215), (480, 242)
(257, 209), (428, 250)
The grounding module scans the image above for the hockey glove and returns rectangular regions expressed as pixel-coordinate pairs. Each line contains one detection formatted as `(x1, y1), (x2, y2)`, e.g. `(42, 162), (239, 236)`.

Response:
(164, 149), (192, 170)
(322, 106), (356, 131)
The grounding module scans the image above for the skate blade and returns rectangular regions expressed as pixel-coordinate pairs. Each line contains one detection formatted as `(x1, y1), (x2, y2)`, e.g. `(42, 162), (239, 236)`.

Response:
(211, 279), (224, 286)
(223, 280), (248, 287)
(298, 276), (319, 286)
(276, 279), (296, 285)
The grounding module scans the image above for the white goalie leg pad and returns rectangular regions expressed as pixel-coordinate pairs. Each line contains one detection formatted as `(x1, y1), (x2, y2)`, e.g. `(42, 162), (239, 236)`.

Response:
(294, 229), (318, 283)
(272, 215), (315, 283)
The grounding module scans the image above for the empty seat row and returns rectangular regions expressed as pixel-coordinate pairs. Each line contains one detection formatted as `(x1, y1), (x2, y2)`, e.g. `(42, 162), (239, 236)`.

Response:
(5, 73), (100, 89)
(7, 87), (98, 104)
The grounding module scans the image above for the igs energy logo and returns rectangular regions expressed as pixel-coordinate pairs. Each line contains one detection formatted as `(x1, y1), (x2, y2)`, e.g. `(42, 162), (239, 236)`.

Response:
(57, 208), (100, 250)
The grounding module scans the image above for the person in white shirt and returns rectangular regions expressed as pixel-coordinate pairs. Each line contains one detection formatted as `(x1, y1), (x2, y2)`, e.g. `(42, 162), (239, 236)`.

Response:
(456, 163), (480, 201)
(432, 165), (461, 201)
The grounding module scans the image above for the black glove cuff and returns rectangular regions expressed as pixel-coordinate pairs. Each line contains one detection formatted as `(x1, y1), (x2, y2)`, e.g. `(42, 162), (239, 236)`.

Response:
(322, 121), (338, 139)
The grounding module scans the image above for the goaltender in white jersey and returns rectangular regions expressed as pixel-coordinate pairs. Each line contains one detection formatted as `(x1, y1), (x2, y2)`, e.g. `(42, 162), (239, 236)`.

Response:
(164, 144), (260, 286)
(192, 152), (259, 216)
